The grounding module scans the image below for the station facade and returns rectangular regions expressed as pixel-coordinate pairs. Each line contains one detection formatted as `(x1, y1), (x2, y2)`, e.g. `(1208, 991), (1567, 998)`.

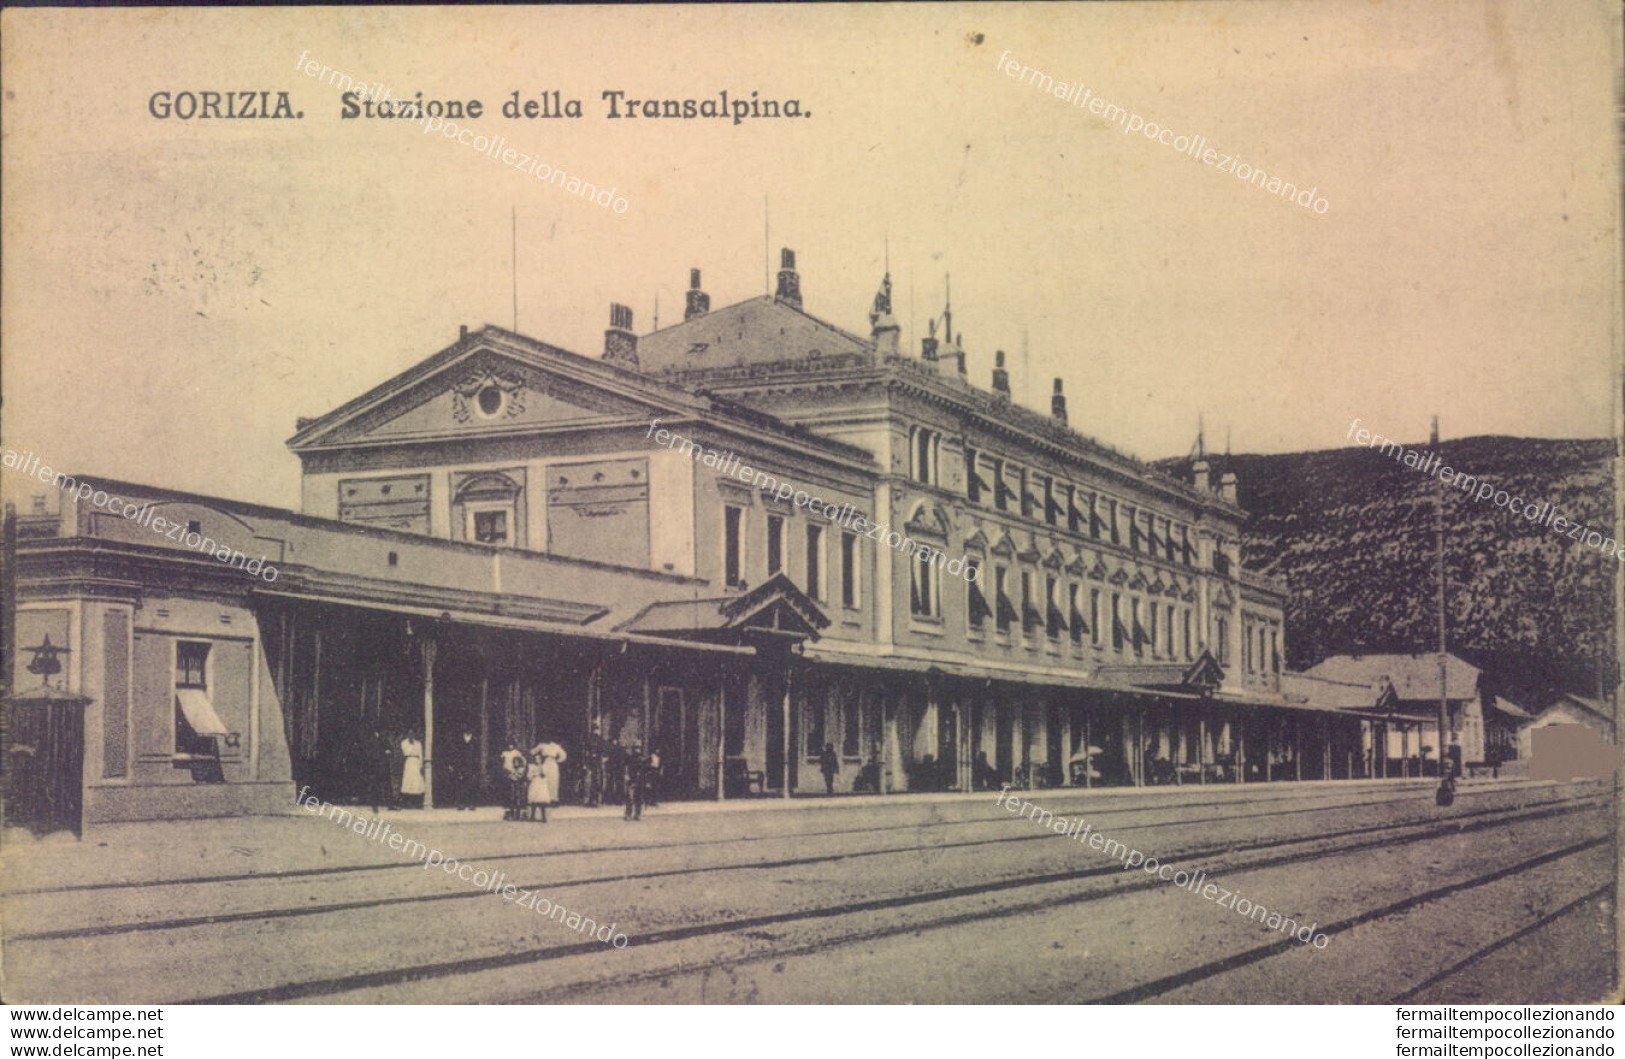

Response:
(9, 250), (1426, 825)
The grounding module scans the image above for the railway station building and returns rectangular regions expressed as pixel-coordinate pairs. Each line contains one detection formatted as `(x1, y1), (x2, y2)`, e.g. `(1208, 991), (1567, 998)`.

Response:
(9, 250), (1396, 826)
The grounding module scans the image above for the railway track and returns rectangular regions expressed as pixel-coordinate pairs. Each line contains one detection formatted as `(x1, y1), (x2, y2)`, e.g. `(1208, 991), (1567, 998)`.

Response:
(166, 788), (1606, 1004)
(8, 783), (1599, 946)
(7, 777), (1566, 899)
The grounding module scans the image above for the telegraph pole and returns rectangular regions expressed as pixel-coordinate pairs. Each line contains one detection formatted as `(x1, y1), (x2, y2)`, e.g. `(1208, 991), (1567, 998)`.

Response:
(1433, 416), (1448, 778)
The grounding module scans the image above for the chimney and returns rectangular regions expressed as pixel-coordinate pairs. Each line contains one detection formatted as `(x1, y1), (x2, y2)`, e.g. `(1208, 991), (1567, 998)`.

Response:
(603, 303), (638, 368)
(459, 324), (469, 340)
(1220, 469), (1238, 503)
(991, 350), (1010, 398)
(1193, 459), (1210, 493)
(920, 319), (940, 364)
(774, 248), (802, 310)
(1050, 378), (1068, 425)
(685, 268), (710, 320)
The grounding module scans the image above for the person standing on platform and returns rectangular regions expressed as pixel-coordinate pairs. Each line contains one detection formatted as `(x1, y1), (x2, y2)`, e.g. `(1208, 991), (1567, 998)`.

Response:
(819, 742), (840, 795)
(499, 742), (527, 821)
(370, 726), (396, 813)
(530, 735), (568, 808)
(623, 745), (648, 822)
(526, 752), (551, 823)
(398, 731), (425, 809)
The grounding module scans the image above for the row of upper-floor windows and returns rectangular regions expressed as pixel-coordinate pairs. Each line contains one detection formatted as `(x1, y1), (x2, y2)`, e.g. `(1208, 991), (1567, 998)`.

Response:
(1243, 619), (1283, 676)
(723, 504), (862, 610)
(916, 555), (1222, 662)
(947, 446), (1229, 574)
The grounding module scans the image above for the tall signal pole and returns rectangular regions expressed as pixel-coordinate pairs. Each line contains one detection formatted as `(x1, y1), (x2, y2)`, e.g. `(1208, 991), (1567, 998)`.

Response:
(1433, 416), (1448, 776)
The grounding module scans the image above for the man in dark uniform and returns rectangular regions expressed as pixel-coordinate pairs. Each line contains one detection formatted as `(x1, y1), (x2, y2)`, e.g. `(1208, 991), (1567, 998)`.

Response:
(819, 742), (840, 794)
(623, 744), (648, 822)
(370, 726), (396, 813)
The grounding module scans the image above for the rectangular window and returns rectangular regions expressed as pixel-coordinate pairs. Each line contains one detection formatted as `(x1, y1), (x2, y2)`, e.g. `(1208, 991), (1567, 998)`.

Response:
(174, 641), (226, 761)
(1162, 519), (1176, 563)
(1108, 500), (1120, 545)
(966, 448), (982, 503)
(767, 514), (785, 576)
(1245, 624), (1253, 671)
(1019, 468), (1034, 519)
(724, 506), (743, 587)
(1046, 575), (1063, 639)
(1125, 506), (1138, 551)
(993, 459), (1011, 512)
(1040, 476), (1057, 525)
(1271, 629), (1280, 674)
(1111, 592), (1124, 651)
(1090, 588), (1102, 646)
(842, 692), (861, 758)
(176, 641), (209, 689)
(1183, 608), (1193, 660)
(1217, 616), (1229, 660)
(805, 524), (824, 601)
(1166, 605), (1175, 656)
(967, 559), (989, 629)
(1131, 597), (1144, 653)
(1148, 601), (1159, 657)
(996, 567), (1014, 633)
(1021, 571), (1040, 634)
(1067, 583), (1084, 645)
(841, 531), (859, 609)
(1180, 525), (1194, 566)
(911, 554), (938, 618)
(472, 509), (509, 545)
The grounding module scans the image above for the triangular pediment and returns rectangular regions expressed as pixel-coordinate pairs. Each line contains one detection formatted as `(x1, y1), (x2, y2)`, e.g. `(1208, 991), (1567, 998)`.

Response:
(336, 350), (655, 445)
(1183, 649), (1226, 690)
(721, 572), (830, 640)
(288, 330), (688, 453)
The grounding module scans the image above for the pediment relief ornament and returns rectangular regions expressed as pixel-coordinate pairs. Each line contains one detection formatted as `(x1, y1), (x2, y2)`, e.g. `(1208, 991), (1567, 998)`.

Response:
(452, 368), (527, 423)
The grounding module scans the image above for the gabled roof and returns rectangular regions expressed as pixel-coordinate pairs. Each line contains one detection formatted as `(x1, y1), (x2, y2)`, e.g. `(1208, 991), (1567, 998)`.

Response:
(1303, 653), (1481, 702)
(614, 573), (829, 643)
(637, 295), (872, 374)
(640, 295), (1246, 521)
(1543, 694), (1615, 726)
(1281, 671), (1400, 714)
(1096, 649), (1227, 692)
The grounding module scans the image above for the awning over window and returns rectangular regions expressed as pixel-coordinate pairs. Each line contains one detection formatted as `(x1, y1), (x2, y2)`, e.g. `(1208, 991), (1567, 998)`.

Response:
(176, 689), (230, 737)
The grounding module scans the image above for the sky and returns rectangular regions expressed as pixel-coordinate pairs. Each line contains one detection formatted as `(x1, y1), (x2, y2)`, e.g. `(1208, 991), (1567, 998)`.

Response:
(2, 1), (1618, 511)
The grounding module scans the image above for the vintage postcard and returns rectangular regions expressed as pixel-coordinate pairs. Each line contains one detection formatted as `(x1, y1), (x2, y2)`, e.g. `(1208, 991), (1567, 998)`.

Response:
(0, 1), (1619, 1016)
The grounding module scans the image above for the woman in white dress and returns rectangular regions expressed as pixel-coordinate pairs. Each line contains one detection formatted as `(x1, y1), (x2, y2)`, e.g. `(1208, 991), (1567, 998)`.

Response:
(526, 752), (550, 823)
(399, 733), (425, 808)
(530, 738), (568, 806)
